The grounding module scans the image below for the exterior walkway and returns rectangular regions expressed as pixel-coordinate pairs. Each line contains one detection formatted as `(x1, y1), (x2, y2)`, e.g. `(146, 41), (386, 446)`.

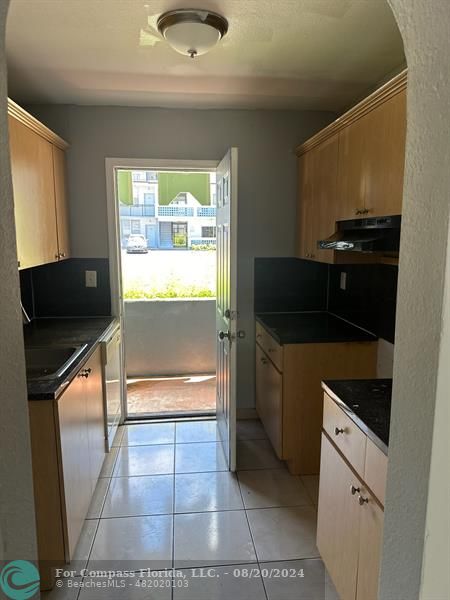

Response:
(126, 375), (216, 415)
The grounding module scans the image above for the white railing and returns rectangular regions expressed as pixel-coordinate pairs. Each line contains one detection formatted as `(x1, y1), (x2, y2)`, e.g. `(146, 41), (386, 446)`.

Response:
(158, 206), (194, 217)
(197, 207), (216, 217)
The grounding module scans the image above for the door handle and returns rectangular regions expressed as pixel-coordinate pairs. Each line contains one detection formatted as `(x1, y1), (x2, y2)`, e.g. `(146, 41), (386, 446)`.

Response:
(218, 330), (231, 341)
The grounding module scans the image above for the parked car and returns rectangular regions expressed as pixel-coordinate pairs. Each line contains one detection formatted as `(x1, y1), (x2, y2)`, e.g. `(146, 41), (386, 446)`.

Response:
(126, 235), (148, 253)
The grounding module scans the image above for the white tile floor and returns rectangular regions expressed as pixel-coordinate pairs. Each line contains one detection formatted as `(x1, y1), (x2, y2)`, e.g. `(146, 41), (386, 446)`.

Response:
(44, 419), (338, 600)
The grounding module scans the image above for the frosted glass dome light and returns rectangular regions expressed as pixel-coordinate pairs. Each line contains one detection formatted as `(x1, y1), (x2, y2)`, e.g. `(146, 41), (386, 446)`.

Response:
(157, 9), (228, 58)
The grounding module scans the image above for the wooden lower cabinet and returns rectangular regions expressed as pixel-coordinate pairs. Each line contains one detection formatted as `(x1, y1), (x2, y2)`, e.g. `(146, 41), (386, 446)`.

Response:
(85, 349), (105, 488)
(255, 343), (283, 458)
(317, 432), (384, 600)
(356, 483), (384, 600)
(28, 346), (105, 590)
(317, 434), (361, 600)
(58, 369), (91, 558)
(255, 325), (377, 475)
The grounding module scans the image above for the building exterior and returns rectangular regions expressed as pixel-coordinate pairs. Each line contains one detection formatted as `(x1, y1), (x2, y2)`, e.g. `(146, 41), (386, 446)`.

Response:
(118, 170), (216, 249)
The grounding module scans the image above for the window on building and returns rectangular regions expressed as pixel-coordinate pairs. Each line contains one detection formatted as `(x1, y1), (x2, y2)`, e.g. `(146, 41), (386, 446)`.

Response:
(121, 219), (131, 237)
(172, 192), (188, 205)
(132, 171), (146, 182)
(172, 222), (188, 247)
(131, 220), (141, 234)
(210, 172), (217, 206)
(146, 171), (158, 182)
(202, 226), (216, 238)
(144, 192), (155, 205)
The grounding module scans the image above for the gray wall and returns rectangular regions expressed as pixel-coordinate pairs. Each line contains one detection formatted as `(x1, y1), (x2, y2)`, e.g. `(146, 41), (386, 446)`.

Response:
(25, 104), (334, 408)
(0, 0), (38, 564)
(124, 299), (215, 377)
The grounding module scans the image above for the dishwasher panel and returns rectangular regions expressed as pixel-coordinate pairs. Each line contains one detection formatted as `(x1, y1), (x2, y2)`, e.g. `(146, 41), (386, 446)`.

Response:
(101, 325), (122, 451)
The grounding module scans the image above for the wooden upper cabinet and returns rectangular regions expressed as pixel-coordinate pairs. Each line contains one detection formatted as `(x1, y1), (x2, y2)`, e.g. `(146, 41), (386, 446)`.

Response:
(9, 116), (59, 269)
(297, 151), (313, 259)
(312, 134), (339, 263)
(297, 134), (339, 263)
(336, 116), (367, 221)
(8, 99), (69, 269)
(337, 88), (406, 220)
(362, 89), (406, 218)
(296, 70), (407, 263)
(52, 145), (71, 260)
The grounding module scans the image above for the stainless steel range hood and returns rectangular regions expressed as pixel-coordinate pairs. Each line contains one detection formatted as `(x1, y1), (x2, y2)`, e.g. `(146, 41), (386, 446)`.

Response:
(319, 215), (401, 253)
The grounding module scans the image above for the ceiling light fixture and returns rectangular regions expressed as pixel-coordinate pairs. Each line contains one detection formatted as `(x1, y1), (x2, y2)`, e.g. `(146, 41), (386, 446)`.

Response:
(157, 9), (228, 58)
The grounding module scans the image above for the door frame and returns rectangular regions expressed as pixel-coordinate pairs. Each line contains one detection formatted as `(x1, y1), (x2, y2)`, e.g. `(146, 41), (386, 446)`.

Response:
(105, 158), (219, 421)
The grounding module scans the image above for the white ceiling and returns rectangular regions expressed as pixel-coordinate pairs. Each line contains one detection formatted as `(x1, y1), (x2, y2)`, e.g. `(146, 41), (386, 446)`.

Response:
(6, 0), (405, 112)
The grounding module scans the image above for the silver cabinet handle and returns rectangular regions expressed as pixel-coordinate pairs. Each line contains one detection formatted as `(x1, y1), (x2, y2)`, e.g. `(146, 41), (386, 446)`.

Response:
(350, 485), (360, 496)
(334, 427), (345, 435)
(79, 368), (92, 378)
(358, 495), (369, 505)
(218, 331), (230, 341)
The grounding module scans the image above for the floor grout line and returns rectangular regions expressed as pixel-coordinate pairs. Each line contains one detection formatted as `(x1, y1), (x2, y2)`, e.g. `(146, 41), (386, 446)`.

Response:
(236, 465), (269, 600)
(92, 503), (316, 522)
(171, 433), (177, 600)
(61, 420), (322, 599)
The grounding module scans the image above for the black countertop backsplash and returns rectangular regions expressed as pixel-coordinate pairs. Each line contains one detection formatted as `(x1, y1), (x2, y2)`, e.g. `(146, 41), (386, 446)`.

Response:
(256, 311), (377, 345)
(254, 258), (398, 343)
(20, 258), (111, 319)
(328, 263), (398, 344)
(24, 317), (116, 400)
(322, 379), (392, 454)
(254, 258), (328, 313)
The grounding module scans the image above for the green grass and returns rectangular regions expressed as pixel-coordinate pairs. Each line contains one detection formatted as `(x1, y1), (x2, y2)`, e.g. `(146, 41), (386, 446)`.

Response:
(124, 281), (215, 300)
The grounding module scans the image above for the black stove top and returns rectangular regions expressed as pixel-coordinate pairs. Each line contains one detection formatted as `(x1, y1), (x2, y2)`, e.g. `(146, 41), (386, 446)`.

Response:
(322, 379), (392, 454)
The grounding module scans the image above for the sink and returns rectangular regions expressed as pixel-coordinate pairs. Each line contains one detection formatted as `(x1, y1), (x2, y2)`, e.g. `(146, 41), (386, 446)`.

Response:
(25, 344), (88, 380)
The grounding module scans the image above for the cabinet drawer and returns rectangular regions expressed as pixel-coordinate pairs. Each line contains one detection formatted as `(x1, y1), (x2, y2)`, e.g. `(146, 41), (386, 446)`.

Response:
(255, 322), (283, 372)
(323, 393), (367, 476)
(364, 437), (388, 506)
(256, 344), (283, 458)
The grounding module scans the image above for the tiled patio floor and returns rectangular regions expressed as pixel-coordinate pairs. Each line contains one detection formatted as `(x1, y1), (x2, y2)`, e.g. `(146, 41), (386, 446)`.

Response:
(126, 375), (216, 416)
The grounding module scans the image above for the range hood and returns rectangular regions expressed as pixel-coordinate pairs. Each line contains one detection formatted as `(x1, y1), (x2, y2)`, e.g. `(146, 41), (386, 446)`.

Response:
(319, 215), (401, 253)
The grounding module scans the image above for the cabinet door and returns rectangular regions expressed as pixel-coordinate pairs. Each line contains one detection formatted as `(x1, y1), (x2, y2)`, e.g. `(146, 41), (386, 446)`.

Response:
(52, 145), (71, 260)
(297, 152), (314, 259)
(317, 433), (361, 600)
(255, 344), (283, 458)
(9, 116), (59, 268)
(311, 135), (339, 264)
(336, 117), (367, 221)
(356, 485), (384, 600)
(85, 347), (106, 491)
(362, 90), (406, 217)
(57, 372), (91, 558)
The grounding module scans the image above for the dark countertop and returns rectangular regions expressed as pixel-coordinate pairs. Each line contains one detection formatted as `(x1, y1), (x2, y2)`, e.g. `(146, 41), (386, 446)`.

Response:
(24, 317), (117, 400)
(255, 311), (378, 345)
(322, 379), (392, 454)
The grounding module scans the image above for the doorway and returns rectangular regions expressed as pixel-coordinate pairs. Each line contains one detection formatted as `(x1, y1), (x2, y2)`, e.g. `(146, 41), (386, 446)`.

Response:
(106, 152), (238, 472)
(111, 163), (218, 419)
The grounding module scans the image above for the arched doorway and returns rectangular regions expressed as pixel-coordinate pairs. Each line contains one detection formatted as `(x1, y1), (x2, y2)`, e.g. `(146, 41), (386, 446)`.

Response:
(0, 2), (449, 598)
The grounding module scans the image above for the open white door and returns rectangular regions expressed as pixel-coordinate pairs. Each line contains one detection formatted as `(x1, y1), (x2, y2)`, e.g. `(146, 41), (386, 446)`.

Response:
(216, 148), (238, 471)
